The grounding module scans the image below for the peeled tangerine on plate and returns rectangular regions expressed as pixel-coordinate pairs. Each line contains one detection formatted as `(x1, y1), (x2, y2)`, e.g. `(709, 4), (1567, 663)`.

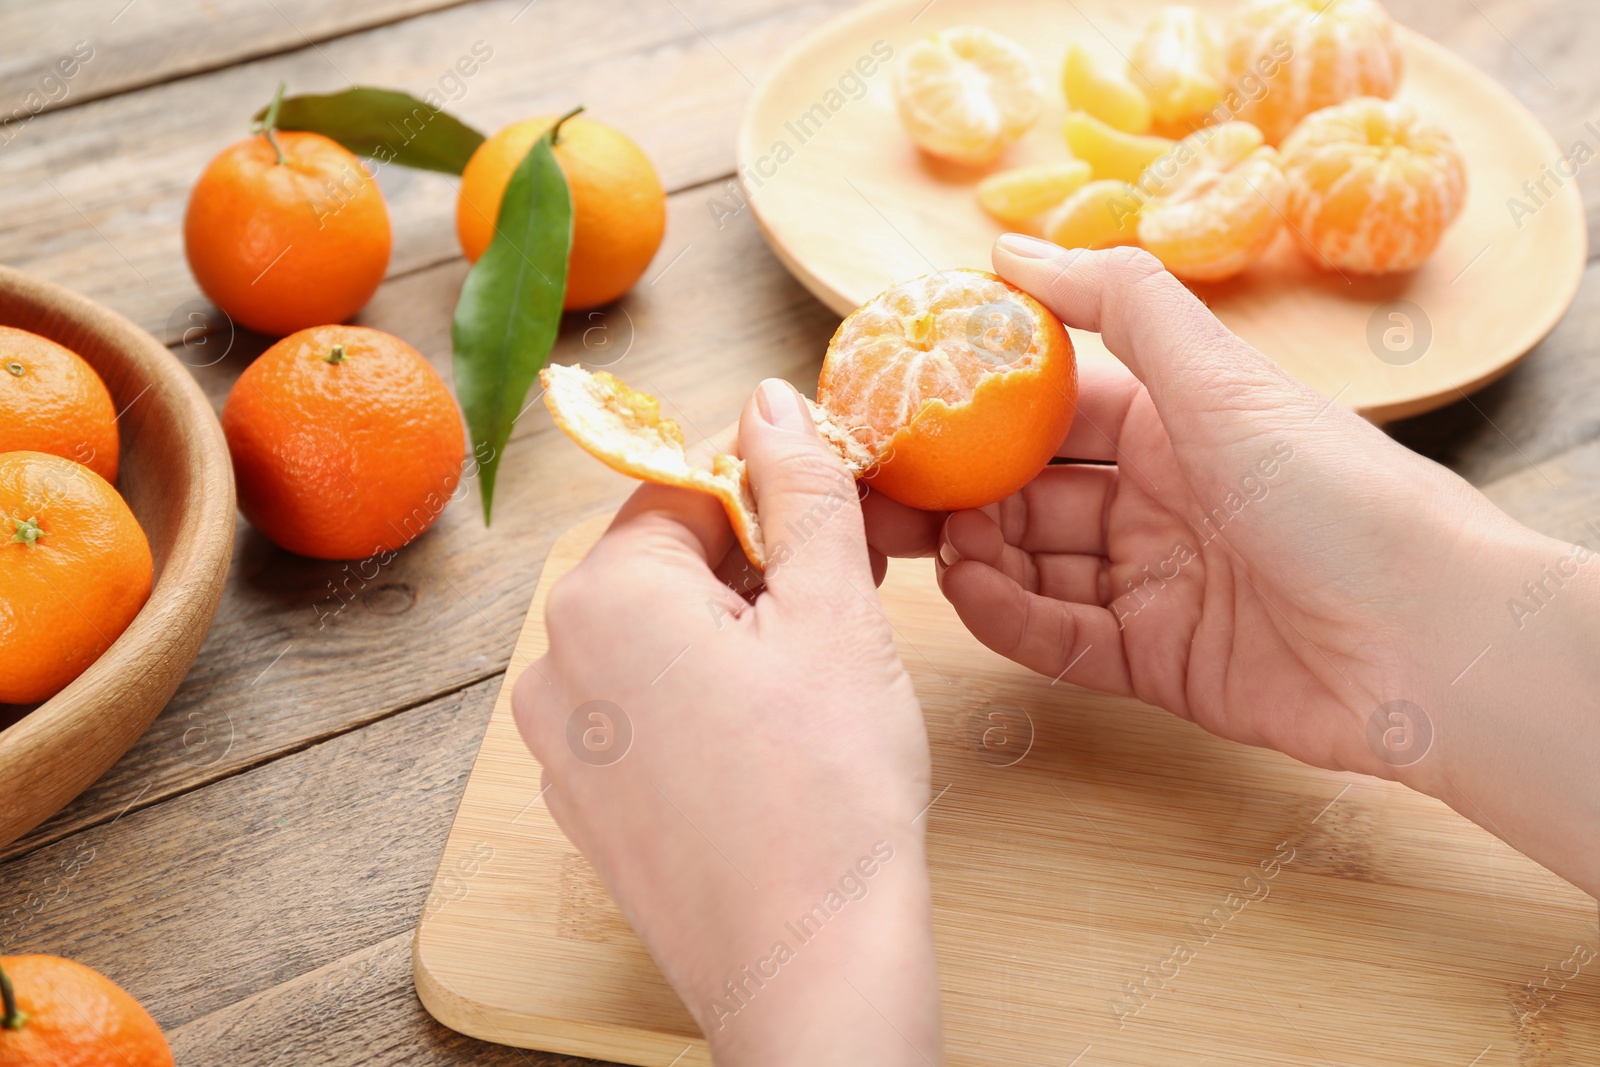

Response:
(1280, 97), (1467, 274)
(542, 271), (1078, 570)
(894, 26), (1045, 165)
(976, 161), (1092, 226)
(1128, 6), (1225, 133)
(1225, 0), (1403, 145)
(1062, 44), (1152, 134)
(1138, 121), (1287, 282)
(1064, 111), (1176, 184)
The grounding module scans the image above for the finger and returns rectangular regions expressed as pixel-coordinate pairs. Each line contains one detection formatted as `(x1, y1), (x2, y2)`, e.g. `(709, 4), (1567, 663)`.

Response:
(738, 378), (875, 605)
(861, 484), (945, 558)
(1003, 465), (1116, 557)
(869, 547), (888, 588)
(992, 240), (1326, 444)
(940, 512), (1109, 605)
(1055, 360), (1144, 463)
(939, 560), (1133, 694)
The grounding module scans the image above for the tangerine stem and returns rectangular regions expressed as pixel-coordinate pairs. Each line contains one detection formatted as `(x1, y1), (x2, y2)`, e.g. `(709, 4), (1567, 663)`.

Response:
(550, 104), (585, 147)
(324, 344), (347, 364)
(0, 961), (26, 1031)
(10, 517), (41, 547)
(256, 80), (288, 165)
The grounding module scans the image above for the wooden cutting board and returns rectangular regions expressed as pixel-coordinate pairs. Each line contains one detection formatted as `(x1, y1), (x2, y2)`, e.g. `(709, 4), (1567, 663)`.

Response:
(415, 514), (1600, 1066)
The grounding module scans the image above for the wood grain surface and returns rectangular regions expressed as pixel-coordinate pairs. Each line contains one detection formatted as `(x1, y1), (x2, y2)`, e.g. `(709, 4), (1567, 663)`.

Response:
(417, 518), (1600, 1065)
(1, 1), (1597, 1064)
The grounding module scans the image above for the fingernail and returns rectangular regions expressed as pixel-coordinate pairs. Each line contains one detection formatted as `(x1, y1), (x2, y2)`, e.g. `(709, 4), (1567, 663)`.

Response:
(938, 538), (962, 568)
(996, 233), (1063, 259)
(756, 378), (814, 434)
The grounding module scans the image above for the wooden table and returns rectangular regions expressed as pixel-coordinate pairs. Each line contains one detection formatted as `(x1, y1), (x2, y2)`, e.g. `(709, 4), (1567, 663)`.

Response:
(0, 2), (1595, 1063)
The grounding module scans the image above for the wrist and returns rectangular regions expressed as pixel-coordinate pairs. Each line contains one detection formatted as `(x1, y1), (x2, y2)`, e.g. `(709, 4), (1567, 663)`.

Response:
(698, 837), (943, 1066)
(1409, 525), (1600, 894)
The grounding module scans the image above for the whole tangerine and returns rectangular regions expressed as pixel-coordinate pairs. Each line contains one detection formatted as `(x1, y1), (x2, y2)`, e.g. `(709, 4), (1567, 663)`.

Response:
(184, 130), (392, 336)
(456, 114), (666, 310)
(0, 326), (119, 483)
(1, 955), (173, 1066)
(1281, 97), (1467, 274)
(0, 452), (153, 705)
(1224, 0), (1403, 145)
(818, 269), (1078, 512)
(221, 325), (465, 561)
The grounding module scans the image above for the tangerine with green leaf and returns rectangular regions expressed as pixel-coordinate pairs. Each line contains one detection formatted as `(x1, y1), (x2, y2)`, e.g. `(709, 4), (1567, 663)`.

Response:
(184, 93), (392, 336)
(455, 112), (666, 309)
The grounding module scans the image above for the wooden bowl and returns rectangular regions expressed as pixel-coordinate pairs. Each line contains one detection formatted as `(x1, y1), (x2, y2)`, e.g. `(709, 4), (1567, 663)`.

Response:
(0, 266), (235, 848)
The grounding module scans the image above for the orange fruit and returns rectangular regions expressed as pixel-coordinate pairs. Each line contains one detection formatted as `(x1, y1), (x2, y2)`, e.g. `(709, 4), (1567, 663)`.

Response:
(0, 453), (152, 705)
(0, 327), (119, 483)
(542, 272), (1077, 568)
(818, 269), (1076, 512)
(1, 956), (173, 1066)
(221, 325), (465, 561)
(894, 26), (1045, 166)
(1224, 0), (1403, 145)
(456, 115), (666, 311)
(1137, 121), (1287, 281)
(1280, 97), (1466, 274)
(184, 131), (392, 336)
(1128, 6), (1225, 131)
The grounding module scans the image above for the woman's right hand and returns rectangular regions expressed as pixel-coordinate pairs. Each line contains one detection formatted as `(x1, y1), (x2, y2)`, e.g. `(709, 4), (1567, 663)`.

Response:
(867, 237), (1600, 897)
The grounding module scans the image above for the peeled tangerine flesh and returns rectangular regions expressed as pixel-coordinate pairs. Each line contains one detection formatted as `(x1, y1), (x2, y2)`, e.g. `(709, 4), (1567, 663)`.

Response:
(1064, 111), (1176, 184)
(1129, 6), (1225, 133)
(976, 161), (1092, 226)
(1062, 44), (1152, 134)
(894, 25), (1045, 166)
(1137, 121), (1287, 282)
(539, 364), (871, 572)
(1044, 179), (1144, 250)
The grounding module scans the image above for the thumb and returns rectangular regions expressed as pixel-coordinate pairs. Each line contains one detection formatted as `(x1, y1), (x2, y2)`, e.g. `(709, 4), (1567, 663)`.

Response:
(992, 239), (1328, 445)
(739, 378), (874, 604)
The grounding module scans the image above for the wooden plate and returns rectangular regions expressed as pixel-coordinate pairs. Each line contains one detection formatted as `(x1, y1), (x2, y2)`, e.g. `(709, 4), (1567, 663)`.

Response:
(0, 266), (235, 848)
(416, 516), (1600, 1066)
(736, 0), (1588, 421)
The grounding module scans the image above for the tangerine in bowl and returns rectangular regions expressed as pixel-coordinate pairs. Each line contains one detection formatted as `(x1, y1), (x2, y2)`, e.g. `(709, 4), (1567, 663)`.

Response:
(0, 267), (235, 850)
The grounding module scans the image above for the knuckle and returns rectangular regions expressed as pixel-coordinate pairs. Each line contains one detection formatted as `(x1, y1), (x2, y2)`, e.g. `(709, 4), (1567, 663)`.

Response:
(1107, 245), (1165, 281)
(543, 570), (589, 626)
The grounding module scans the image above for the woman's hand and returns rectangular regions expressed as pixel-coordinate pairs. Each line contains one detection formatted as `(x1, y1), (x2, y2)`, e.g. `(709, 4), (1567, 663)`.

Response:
(513, 379), (944, 1065)
(868, 237), (1600, 897)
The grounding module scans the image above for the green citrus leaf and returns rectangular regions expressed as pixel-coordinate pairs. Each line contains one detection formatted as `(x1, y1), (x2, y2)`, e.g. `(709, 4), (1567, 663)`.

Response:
(452, 130), (572, 524)
(251, 87), (485, 174)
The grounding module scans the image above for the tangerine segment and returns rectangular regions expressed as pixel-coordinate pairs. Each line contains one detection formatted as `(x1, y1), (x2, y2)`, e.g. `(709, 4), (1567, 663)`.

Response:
(1137, 121), (1287, 281)
(1064, 111), (1176, 184)
(1225, 0), (1402, 145)
(976, 161), (1092, 225)
(1129, 6), (1224, 129)
(894, 26), (1044, 165)
(818, 269), (1077, 512)
(1280, 97), (1466, 274)
(1044, 180), (1143, 250)
(1063, 44), (1152, 134)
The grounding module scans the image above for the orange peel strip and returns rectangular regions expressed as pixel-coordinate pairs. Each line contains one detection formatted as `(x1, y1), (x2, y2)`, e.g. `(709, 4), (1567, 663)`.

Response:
(540, 363), (874, 572)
